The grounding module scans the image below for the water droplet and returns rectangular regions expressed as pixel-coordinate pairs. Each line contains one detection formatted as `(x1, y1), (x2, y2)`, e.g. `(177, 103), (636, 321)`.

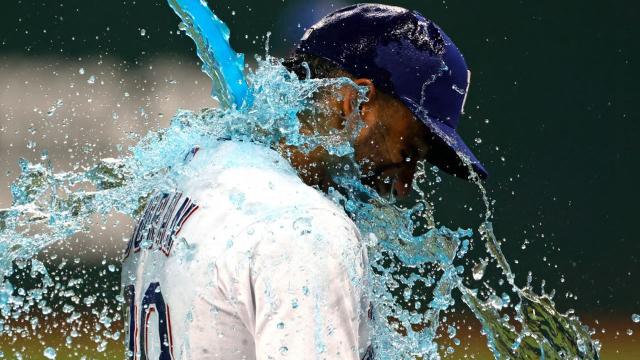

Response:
(632, 313), (640, 323)
(279, 346), (288, 354)
(488, 295), (504, 310)
(78, 67), (85, 75)
(83, 295), (96, 306)
(472, 259), (488, 281)
(292, 217), (312, 235)
(452, 84), (466, 95)
(403, 288), (412, 300)
(43, 347), (56, 359)
(447, 325), (457, 339)
(140, 28), (146, 36)
(277, 321), (285, 329)
(87, 75), (96, 84)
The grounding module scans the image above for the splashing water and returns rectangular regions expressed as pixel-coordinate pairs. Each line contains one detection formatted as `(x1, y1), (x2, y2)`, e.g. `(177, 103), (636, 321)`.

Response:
(0, 1), (601, 359)
(166, 0), (252, 109)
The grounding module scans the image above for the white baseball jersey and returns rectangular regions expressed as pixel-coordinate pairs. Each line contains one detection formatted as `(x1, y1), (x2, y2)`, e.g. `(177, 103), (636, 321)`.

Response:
(121, 140), (371, 360)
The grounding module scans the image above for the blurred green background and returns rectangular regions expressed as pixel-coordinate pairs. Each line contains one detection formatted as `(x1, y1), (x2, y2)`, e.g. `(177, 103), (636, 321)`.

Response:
(1, 0), (639, 358)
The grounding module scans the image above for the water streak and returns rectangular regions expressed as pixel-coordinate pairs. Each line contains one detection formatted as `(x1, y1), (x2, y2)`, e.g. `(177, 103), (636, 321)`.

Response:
(167, 0), (252, 109)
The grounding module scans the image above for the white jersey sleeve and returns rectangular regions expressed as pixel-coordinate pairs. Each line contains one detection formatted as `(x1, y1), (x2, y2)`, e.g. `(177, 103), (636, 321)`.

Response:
(243, 207), (370, 359)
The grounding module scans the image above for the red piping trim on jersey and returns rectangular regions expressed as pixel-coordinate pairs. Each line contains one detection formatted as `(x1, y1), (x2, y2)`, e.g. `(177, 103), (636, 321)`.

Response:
(175, 205), (200, 236)
(133, 304), (139, 358)
(166, 304), (174, 358)
(144, 305), (157, 357)
(161, 246), (171, 257)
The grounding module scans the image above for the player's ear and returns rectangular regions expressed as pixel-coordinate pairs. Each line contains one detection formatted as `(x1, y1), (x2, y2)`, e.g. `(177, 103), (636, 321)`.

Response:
(342, 78), (376, 118)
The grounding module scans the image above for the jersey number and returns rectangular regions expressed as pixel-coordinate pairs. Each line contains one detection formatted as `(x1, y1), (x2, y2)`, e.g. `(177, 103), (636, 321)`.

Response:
(125, 283), (174, 359)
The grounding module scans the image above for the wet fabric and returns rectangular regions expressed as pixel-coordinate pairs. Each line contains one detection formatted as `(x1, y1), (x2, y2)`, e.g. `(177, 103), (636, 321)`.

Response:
(121, 140), (371, 359)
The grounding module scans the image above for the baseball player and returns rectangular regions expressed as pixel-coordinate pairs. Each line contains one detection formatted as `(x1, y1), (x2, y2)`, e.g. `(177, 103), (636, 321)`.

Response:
(121, 3), (487, 360)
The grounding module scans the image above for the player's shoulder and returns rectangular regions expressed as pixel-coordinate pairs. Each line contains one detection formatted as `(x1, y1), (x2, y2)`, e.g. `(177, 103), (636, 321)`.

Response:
(179, 139), (349, 222)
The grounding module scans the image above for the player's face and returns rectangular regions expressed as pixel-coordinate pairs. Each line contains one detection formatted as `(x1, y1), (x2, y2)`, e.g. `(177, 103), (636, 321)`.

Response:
(284, 80), (430, 199)
(353, 92), (431, 199)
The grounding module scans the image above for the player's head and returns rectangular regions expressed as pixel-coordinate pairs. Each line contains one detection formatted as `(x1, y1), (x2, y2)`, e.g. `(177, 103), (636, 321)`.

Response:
(284, 3), (488, 197)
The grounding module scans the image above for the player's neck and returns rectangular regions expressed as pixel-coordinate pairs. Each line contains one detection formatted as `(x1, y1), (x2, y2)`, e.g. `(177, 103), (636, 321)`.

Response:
(278, 107), (353, 192)
(278, 143), (326, 189)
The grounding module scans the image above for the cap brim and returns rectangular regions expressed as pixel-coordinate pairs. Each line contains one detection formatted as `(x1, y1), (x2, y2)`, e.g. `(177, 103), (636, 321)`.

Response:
(403, 98), (488, 181)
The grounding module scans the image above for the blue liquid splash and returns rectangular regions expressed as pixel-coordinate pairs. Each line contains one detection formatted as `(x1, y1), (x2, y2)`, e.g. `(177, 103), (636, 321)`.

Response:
(0, 1), (601, 359)
(167, 0), (252, 109)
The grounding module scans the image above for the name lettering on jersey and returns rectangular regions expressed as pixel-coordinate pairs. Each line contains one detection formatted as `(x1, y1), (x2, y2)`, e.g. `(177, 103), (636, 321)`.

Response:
(124, 191), (199, 258)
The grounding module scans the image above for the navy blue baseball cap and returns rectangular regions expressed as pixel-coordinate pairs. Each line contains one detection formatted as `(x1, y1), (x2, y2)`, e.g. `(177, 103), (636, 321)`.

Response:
(293, 3), (488, 180)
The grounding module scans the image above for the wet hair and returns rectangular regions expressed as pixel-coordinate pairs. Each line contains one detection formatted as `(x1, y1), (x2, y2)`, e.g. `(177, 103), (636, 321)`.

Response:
(283, 52), (352, 80)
